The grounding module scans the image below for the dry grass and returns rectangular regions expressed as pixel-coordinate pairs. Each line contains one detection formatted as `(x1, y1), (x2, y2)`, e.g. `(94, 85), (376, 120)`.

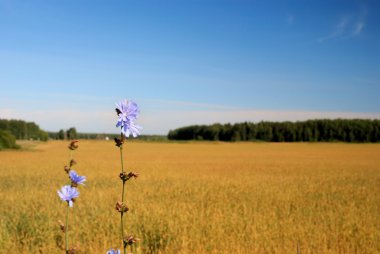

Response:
(0, 140), (379, 253)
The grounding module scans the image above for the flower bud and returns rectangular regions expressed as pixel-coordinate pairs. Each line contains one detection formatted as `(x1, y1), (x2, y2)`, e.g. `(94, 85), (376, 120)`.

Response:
(123, 235), (139, 247)
(114, 137), (124, 147)
(69, 159), (77, 167)
(119, 172), (139, 182)
(115, 201), (129, 213)
(64, 166), (71, 174)
(68, 140), (79, 150)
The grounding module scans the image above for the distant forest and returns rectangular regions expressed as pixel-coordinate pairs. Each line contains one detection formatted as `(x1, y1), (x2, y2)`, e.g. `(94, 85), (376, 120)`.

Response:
(0, 119), (49, 141)
(48, 130), (167, 142)
(0, 119), (49, 149)
(168, 119), (380, 142)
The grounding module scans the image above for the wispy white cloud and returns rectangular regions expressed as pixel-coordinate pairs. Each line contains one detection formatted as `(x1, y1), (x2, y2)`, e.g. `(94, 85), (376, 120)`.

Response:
(353, 21), (364, 36)
(318, 17), (349, 42)
(352, 4), (368, 37)
(318, 5), (367, 42)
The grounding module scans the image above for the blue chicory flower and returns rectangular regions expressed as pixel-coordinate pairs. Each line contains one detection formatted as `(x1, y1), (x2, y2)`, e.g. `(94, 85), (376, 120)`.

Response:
(106, 249), (120, 254)
(69, 170), (86, 186)
(122, 121), (141, 138)
(116, 99), (139, 121)
(57, 185), (79, 207)
(116, 99), (142, 138)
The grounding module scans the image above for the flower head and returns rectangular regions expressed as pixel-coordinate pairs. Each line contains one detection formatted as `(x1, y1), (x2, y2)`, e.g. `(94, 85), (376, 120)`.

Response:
(116, 99), (139, 121)
(124, 235), (140, 246)
(115, 201), (129, 213)
(69, 170), (86, 187)
(68, 140), (79, 150)
(123, 121), (141, 138)
(106, 249), (120, 254)
(115, 99), (142, 138)
(57, 185), (79, 207)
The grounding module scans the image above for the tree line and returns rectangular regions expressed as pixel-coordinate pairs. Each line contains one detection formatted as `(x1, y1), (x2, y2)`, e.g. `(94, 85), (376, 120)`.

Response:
(49, 129), (118, 140)
(0, 119), (49, 141)
(49, 130), (167, 141)
(48, 127), (78, 140)
(167, 119), (380, 142)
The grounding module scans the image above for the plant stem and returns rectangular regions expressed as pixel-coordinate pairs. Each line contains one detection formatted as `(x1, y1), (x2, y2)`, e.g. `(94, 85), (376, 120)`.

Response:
(120, 144), (126, 254)
(65, 203), (69, 254)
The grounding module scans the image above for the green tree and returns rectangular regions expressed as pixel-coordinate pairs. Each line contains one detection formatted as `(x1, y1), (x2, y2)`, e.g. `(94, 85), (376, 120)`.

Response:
(58, 129), (66, 140)
(0, 130), (19, 150)
(66, 127), (77, 140)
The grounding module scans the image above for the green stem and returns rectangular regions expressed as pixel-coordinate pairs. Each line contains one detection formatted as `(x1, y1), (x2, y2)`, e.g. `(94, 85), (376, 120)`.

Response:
(120, 145), (124, 174)
(65, 204), (69, 254)
(120, 144), (126, 254)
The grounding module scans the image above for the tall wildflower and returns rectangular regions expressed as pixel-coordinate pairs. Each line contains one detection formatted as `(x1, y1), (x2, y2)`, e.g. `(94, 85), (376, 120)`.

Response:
(57, 141), (86, 254)
(109, 99), (141, 254)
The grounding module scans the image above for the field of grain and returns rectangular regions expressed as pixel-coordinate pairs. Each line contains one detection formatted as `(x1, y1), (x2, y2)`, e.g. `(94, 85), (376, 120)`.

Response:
(0, 141), (379, 253)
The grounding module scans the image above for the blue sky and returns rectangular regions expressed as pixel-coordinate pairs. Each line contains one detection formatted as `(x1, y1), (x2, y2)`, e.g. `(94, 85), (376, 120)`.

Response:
(1, 0), (379, 134)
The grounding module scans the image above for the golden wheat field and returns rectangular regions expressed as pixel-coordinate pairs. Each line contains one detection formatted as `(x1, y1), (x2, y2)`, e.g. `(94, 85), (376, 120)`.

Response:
(0, 140), (379, 253)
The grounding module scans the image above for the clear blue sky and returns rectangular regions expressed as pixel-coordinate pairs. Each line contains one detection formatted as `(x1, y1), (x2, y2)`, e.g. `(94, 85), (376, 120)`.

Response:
(1, 0), (379, 134)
